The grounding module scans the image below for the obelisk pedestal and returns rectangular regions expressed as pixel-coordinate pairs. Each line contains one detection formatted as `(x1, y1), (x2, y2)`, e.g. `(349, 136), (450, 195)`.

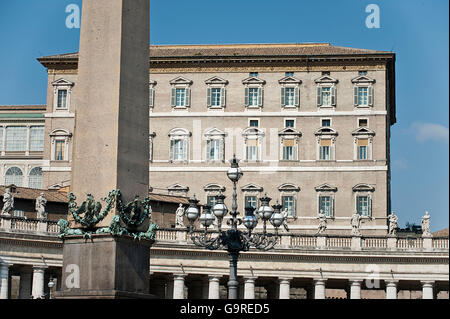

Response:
(55, 0), (154, 299)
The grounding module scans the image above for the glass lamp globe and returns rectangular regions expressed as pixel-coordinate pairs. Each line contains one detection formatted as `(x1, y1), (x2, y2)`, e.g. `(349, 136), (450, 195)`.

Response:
(243, 207), (258, 230)
(212, 192), (228, 219)
(199, 205), (215, 228)
(48, 279), (55, 289)
(270, 202), (284, 228)
(185, 195), (200, 223)
(227, 155), (243, 182)
(257, 194), (274, 221)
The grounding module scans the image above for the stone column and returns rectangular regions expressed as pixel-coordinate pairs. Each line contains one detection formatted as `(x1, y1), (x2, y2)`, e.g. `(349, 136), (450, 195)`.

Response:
(208, 276), (221, 299)
(385, 280), (398, 299)
(279, 278), (292, 299)
(313, 279), (326, 299)
(18, 269), (33, 299)
(0, 263), (10, 299)
(421, 281), (434, 299)
(244, 277), (257, 299)
(31, 266), (47, 299)
(173, 274), (186, 299)
(349, 280), (362, 299)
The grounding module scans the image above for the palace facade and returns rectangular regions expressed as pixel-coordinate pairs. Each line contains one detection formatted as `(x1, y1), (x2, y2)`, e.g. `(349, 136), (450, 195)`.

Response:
(2, 43), (396, 235)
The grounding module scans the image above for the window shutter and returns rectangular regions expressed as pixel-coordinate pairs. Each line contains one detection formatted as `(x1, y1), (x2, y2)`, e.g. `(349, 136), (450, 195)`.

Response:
(221, 87), (226, 107)
(206, 140), (211, 161)
(183, 139), (188, 161)
(353, 87), (359, 106)
(258, 87), (263, 107)
(149, 87), (154, 107)
(206, 87), (211, 107)
(244, 87), (249, 106)
(331, 197), (335, 217)
(331, 86), (337, 106)
(171, 88), (176, 107)
(219, 139), (224, 161)
(368, 195), (372, 217)
(368, 86), (374, 106)
(317, 87), (322, 106)
(318, 196), (322, 215)
(281, 87), (286, 106)
(169, 140), (174, 161)
(185, 88), (191, 107)
(295, 86), (300, 106)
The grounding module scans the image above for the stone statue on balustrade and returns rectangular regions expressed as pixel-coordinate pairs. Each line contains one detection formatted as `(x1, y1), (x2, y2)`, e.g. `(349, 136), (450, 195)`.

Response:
(351, 212), (362, 236)
(1, 187), (14, 216)
(317, 210), (327, 235)
(421, 211), (432, 238)
(175, 203), (185, 228)
(388, 211), (398, 236)
(35, 193), (48, 220)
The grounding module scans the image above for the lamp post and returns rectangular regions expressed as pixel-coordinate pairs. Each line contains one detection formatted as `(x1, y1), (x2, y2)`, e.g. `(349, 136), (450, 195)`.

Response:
(187, 155), (287, 299)
(48, 276), (55, 299)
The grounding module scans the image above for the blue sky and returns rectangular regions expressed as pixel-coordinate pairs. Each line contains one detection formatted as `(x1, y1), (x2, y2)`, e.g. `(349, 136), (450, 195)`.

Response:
(0, 0), (448, 231)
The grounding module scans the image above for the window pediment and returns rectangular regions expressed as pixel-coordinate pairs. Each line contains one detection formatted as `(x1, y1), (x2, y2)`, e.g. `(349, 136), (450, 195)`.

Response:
(352, 127), (375, 136)
(149, 80), (157, 86)
(242, 76), (266, 85)
(278, 183), (300, 192)
(204, 127), (226, 137)
(205, 76), (229, 85)
(352, 183), (375, 192)
(52, 78), (74, 87)
(203, 183), (226, 192)
(279, 127), (302, 137)
(315, 75), (338, 84)
(168, 183), (189, 192)
(50, 129), (72, 137)
(315, 183), (338, 192)
(351, 75), (376, 84)
(243, 127), (265, 137)
(169, 128), (191, 137)
(278, 76), (302, 85)
(315, 127), (338, 136)
(241, 183), (263, 192)
(169, 76), (193, 85)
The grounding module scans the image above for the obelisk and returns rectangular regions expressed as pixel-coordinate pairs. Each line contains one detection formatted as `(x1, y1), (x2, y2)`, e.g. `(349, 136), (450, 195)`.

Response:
(55, 0), (154, 299)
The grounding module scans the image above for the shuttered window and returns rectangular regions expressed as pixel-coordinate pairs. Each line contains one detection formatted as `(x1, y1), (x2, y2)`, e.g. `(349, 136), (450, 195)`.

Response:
(282, 139), (296, 160)
(357, 139), (369, 160)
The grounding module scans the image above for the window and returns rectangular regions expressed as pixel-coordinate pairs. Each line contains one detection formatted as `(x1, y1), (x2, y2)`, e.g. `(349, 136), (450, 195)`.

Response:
(207, 195), (217, 208)
(248, 88), (259, 107)
(357, 87), (369, 106)
(5, 167), (23, 187)
(5, 126), (27, 152)
(358, 71), (367, 76)
(321, 87), (332, 106)
(52, 78), (74, 111)
(279, 75), (301, 108)
(282, 195), (295, 217)
(357, 139), (368, 160)
(246, 139), (259, 161)
(28, 167), (43, 189)
(57, 90), (68, 109)
(249, 119), (259, 127)
(245, 195), (258, 209)
(358, 119), (368, 127)
(321, 119), (331, 127)
(55, 140), (65, 161)
(356, 195), (370, 216)
(319, 139), (331, 160)
(249, 72), (258, 78)
(149, 81), (156, 108)
(285, 72), (294, 77)
(207, 139), (223, 161)
(322, 71), (330, 76)
(319, 195), (333, 217)
(205, 76), (228, 108)
(29, 126), (44, 152)
(352, 75), (375, 107)
(210, 88), (222, 107)
(284, 87), (296, 106)
(170, 76), (193, 108)
(282, 139), (296, 160)
(169, 128), (190, 162)
(285, 119), (295, 128)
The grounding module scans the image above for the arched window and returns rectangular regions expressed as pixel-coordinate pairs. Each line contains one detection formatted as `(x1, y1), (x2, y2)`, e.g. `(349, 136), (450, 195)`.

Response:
(5, 167), (23, 187)
(28, 167), (43, 189)
(169, 128), (191, 162)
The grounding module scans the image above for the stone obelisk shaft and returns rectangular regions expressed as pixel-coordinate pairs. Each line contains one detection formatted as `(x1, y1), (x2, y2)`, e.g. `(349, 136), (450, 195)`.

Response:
(71, 0), (149, 227)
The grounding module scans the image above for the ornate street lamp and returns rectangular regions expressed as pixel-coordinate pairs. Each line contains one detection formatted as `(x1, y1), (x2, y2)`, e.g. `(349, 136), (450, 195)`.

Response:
(188, 155), (288, 299)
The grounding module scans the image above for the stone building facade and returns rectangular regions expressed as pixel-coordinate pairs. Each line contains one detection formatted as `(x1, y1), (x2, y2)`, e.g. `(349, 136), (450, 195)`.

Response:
(34, 43), (396, 236)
